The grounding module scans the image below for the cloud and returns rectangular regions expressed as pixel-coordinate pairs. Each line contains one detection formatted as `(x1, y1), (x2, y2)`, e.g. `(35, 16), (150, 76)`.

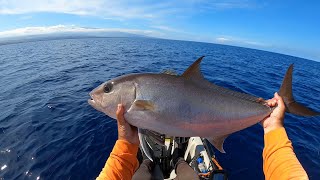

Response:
(151, 25), (180, 33)
(215, 35), (267, 47)
(0, 0), (168, 19)
(0, 0), (261, 41)
(0, 25), (163, 38)
(0, 25), (267, 51)
(0, 0), (259, 20)
(215, 37), (231, 43)
(0, 0), (102, 15)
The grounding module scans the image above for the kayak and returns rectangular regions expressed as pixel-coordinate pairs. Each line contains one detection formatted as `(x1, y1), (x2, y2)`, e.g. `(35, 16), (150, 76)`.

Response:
(138, 132), (228, 180)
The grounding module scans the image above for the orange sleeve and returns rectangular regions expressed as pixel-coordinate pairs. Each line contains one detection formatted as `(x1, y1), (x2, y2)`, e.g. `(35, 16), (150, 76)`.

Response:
(96, 139), (139, 180)
(263, 127), (308, 180)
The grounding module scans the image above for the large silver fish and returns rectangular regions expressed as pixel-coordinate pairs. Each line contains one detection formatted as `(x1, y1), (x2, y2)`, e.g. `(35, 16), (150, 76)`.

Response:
(88, 56), (319, 154)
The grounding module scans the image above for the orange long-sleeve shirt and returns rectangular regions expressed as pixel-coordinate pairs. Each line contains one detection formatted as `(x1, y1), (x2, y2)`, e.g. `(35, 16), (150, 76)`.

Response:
(97, 127), (308, 180)
(263, 127), (308, 180)
(96, 140), (139, 180)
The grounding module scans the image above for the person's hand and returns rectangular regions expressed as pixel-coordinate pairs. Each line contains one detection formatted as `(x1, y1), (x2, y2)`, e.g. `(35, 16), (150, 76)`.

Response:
(261, 92), (286, 134)
(116, 104), (139, 145)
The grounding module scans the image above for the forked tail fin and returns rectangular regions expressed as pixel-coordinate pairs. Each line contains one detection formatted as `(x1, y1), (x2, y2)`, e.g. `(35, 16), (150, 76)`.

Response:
(279, 64), (319, 116)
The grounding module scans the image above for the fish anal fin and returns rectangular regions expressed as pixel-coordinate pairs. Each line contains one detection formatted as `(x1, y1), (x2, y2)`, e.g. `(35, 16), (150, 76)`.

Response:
(279, 64), (320, 116)
(182, 56), (205, 81)
(207, 134), (229, 153)
(132, 100), (155, 111)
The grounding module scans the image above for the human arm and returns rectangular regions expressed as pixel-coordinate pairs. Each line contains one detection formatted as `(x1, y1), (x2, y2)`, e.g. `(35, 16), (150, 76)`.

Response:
(97, 104), (140, 180)
(261, 93), (308, 180)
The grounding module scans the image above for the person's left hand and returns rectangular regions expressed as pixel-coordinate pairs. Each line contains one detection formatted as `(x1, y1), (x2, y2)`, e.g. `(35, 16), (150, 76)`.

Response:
(116, 104), (139, 145)
(261, 92), (285, 134)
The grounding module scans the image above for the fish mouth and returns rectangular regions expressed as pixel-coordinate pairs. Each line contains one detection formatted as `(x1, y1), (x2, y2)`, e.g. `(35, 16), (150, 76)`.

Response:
(88, 98), (95, 106)
(88, 93), (97, 106)
(88, 97), (103, 113)
(88, 91), (107, 113)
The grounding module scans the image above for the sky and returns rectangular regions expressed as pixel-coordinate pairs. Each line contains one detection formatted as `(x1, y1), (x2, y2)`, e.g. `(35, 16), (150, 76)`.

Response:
(0, 0), (319, 61)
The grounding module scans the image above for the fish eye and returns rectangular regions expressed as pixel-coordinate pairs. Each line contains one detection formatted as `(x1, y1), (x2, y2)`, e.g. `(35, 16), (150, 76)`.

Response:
(104, 83), (113, 93)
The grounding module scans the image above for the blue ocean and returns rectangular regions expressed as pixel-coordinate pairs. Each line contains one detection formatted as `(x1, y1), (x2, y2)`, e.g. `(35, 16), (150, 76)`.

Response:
(0, 38), (319, 180)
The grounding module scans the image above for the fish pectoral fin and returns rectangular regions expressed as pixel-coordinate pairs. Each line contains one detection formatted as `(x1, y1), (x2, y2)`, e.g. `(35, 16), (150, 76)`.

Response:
(138, 128), (154, 162)
(207, 134), (229, 153)
(131, 100), (155, 111)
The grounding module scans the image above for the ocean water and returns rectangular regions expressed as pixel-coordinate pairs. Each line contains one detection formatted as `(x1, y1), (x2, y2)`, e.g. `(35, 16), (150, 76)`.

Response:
(0, 37), (319, 180)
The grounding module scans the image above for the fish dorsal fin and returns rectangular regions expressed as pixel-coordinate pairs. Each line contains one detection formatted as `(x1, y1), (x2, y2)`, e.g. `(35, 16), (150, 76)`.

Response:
(207, 134), (229, 153)
(182, 56), (260, 102)
(182, 56), (205, 81)
(131, 100), (155, 111)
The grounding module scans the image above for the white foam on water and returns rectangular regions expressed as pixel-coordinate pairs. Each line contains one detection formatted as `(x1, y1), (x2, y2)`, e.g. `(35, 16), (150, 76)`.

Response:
(1, 165), (7, 171)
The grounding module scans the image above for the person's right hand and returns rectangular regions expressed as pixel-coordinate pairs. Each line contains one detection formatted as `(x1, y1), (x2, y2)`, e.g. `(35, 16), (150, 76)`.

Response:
(261, 92), (286, 134)
(116, 104), (140, 145)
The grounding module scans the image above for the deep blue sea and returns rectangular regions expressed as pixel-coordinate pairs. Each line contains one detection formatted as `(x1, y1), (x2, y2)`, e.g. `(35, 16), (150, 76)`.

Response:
(0, 37), (319, 180)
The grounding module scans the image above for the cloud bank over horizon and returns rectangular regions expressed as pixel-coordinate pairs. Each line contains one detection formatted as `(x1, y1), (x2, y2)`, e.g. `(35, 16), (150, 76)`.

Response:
(0, 25), (267, 49)
(0, 25), (161, 38)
